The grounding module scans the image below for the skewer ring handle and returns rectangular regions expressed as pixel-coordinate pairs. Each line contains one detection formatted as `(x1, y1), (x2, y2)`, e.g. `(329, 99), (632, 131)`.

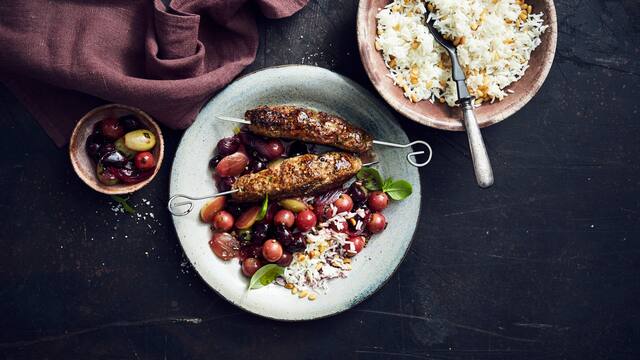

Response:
(406, 140), (433, 167)
(167, 189), (239, 216)
(372, 140), (433, 167)
(167, 194), (195, 216)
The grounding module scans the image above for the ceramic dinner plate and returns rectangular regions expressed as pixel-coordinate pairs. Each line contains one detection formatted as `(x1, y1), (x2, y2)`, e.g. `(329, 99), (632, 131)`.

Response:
(169, 65), (421, 320)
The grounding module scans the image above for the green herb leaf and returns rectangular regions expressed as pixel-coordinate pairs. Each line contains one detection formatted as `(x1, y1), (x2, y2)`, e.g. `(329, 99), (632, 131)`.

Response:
(248, 264), (284, 290)
(382, 177), (394, 191)
(110, 195), (135, 214)
(256, 195), (268, 221)
(357, 168), (383, 191)
(383, 180), (413, 201)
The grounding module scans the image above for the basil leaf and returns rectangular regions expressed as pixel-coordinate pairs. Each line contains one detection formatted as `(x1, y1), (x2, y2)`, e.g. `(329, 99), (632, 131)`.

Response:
(382, 177), (394, 191)
(384, 180), (413, 201)
(256, 195), (268, 221)
(111, 195), (135, 214)
(357, 168), (383, 191)
(248, 264), (284, 290)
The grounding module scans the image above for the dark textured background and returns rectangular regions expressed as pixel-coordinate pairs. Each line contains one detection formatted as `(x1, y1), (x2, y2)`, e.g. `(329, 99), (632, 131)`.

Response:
(1, 0), (639, 359)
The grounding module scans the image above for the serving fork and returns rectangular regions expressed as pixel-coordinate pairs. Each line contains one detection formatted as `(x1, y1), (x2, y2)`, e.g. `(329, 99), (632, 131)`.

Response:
(424, 13), (494, 188)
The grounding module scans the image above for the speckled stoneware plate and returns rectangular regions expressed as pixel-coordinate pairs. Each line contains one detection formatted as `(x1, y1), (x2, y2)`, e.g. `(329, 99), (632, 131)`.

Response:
(170, 65), (421, 321)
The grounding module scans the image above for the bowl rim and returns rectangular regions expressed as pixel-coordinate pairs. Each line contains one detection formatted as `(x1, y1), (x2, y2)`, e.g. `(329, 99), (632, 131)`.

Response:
(69, 103), (165, 195)
(356, 0), (558, 131)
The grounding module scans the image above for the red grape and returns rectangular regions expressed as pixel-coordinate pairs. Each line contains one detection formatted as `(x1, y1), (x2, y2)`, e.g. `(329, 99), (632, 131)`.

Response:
(344, 235), (366, 257)
(274, 209), (295, 228)
(367, 213), (387, 234)
(134, 151), (156, 170)
(368, 192), (389, 212)
(235, 206), (261, 229)
(99, 117), (125, 140)
(199, 197), (226, 223)
(295, 209), (317, 232)
(212, 211), (234, 231)
(333, 194), (354, 213)
(254, 139), (285, 160)
(209, 232), (239, 260)
(277, 252), (293, 267)
(215, 152), (249, 177)
(242, 257), (262, 277)
(262, 239), (283, 262)
(217, 136), (240, 156)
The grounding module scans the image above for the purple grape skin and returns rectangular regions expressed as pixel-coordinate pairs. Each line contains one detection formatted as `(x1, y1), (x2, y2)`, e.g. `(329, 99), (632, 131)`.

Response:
(252, 222), (270, 244)
(209, 154), (223, 170)
(285, 232), (306, 253)
(100, 150), (128, 167)
(275, 224), (294, 247)
(249, 159), (267, 173)
(253, 138), (284, 160)
(288, 141), (308, 157)
(347, 182), (368, 205)
(216, 136), (240, 156)
(118, 115), (142, 132)
(217, 176), (236, 192)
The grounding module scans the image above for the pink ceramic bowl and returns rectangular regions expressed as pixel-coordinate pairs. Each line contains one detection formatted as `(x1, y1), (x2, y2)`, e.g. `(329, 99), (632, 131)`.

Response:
(357, 0), (557, 130)
(69, 104), (164, 195)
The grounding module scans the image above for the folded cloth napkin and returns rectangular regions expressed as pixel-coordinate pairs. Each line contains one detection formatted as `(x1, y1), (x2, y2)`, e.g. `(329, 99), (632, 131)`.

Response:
(0, 0), (308, 146)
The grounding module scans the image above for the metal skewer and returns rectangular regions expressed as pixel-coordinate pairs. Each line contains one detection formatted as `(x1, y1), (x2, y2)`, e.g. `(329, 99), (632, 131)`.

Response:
(168, 161), (380, 217)
(215, 115), (433, 168)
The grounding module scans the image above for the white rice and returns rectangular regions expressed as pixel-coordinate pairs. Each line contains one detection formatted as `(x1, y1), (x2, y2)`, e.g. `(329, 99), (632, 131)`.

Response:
(282, 210), (361, 294)
(375, 0), (547, 106)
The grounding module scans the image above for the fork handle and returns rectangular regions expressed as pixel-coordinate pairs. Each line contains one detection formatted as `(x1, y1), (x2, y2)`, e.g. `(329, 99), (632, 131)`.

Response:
(461, 101), (494, 188)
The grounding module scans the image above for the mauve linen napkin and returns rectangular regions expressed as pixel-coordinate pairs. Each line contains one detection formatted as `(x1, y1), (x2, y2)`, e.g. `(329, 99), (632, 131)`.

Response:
(0, 0), (308, 146)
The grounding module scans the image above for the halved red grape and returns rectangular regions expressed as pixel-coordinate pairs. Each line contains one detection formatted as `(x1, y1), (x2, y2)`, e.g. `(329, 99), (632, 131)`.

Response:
(209, 232), (239, 261)
(215, 152), (249, 177)
(235, 206), (261, 229)
(199, 197), (226, 223)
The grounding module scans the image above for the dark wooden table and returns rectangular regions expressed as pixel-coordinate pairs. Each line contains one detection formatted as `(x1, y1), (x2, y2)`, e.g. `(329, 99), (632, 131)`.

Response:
(1, 1), (639, 359)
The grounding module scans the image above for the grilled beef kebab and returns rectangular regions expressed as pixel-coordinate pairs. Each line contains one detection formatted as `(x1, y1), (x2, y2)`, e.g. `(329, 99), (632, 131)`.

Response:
(232, 152), (362, 202)
(245, 105), (373, 153)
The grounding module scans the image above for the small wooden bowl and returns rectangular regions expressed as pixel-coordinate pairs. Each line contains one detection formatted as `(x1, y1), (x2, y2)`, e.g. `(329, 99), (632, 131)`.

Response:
(357, 0), (557, 130)
(69, 104), (164, 195)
